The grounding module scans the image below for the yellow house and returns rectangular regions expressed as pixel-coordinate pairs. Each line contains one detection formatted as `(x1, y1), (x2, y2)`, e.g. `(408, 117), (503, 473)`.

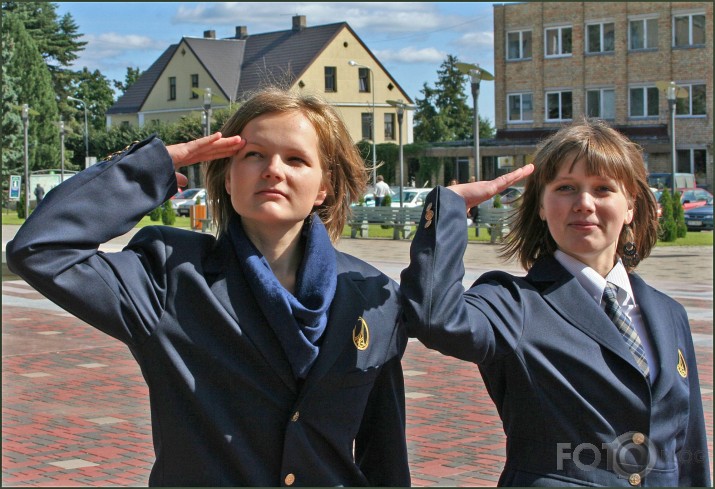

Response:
(106, 15), (414, 145)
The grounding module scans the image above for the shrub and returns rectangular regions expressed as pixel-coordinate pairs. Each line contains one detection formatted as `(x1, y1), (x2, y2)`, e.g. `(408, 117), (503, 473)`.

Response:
(493, 194), (503, 208)
(658, 189), (677, 242)
(16, 193), (25, 219)
(149, 207), (162, 221)
(383, 194), (392, 207)
(161, 200), (176, 226)
(672, 191), (687, 238)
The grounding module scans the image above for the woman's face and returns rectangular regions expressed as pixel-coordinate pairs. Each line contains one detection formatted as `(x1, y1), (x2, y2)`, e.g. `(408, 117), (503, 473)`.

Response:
(539, 157), (633, 276)
(225, 110), (327, 232)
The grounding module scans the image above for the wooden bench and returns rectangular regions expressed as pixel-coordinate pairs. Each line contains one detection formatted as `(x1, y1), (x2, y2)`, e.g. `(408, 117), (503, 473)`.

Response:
(474, 207), (512, 243)
(348, 206), (424, 240)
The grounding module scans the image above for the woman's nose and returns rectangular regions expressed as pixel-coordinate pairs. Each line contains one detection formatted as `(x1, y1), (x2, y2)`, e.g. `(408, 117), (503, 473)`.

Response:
(262, 155), (285, 180)
(573, 191), (595, 213)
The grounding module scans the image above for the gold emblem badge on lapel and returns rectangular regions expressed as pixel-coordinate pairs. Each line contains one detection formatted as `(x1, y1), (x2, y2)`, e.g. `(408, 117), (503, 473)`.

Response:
(352, 317), (370, 351)
(424, 202), (434, 229)
(677, 349), (688, 378)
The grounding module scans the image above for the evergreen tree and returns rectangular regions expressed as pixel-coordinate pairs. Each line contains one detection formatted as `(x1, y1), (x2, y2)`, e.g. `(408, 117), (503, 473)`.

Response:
(672, 191), (687, 238)
(658, 189), (677, 242)
(113, 66), (142, 95)
(1, 20), (23, 181)
(3, 11), (60, 172)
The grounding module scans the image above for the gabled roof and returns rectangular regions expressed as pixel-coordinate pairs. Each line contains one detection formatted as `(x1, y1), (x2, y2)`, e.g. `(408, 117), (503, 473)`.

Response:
(108, 19), (412, 115)
(106, 43), (178, 115)
(183, 37), (245, 102)
(235, 22), (345, 99)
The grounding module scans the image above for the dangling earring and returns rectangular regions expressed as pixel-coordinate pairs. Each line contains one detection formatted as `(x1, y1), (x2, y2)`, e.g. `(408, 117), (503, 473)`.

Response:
(621, 225), (639, 268)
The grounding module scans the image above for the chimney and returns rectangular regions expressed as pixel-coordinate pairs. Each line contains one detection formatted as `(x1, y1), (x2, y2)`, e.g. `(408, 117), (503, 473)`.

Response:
(203, 30), (216, 39)
(292, 15), (306, 32)
(235, 25), (248, 39)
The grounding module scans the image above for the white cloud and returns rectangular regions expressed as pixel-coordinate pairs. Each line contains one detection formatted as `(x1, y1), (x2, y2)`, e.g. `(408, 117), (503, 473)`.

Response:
(454, 31), (494, 49)
(374, 46), (447, 64)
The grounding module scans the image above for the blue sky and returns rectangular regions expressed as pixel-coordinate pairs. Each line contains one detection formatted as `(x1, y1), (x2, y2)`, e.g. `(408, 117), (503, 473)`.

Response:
(56, 2), (497, 124)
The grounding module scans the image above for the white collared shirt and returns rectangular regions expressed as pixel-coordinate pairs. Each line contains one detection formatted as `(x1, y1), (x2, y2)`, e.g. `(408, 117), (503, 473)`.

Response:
(554, 250), (657, 381)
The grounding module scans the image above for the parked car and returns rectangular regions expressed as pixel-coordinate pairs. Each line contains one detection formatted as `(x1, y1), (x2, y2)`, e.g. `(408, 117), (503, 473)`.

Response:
(171, 188), (206, 216)
(653, 188), (713, 211)
(391, 188), (432, 208)
(683, 198), (713, 232)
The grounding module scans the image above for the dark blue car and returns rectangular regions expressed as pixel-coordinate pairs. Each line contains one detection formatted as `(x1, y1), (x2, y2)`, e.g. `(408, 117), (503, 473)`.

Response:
(683, 198), (713, 232)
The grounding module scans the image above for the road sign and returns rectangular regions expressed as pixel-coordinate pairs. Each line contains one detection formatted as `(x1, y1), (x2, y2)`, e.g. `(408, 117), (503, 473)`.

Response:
(9, 175), (21, 200)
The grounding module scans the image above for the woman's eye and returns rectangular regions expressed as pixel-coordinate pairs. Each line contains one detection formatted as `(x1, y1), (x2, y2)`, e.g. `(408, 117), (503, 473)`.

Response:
(555, 185), (575, 192)
(245, 151), (262, 158)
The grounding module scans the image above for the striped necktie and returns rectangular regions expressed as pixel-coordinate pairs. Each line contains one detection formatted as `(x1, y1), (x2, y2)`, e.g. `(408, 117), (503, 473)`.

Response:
(602, 282), (649, 377)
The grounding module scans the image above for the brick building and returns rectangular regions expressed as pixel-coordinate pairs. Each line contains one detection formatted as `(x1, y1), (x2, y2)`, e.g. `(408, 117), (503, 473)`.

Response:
(491, 2), (712, 189)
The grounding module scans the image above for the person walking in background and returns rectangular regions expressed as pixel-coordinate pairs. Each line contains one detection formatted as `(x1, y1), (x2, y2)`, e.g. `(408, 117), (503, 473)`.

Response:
(33, 183), (44, 203)
(373, 174), (391, 207)
(400, 119), (710, 486)
(7, 87), (410, 487)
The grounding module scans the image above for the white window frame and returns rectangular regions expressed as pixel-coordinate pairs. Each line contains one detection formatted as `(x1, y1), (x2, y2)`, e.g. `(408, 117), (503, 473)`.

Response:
(675, 83), (707, 116)
(672, 12), (706, 47)
(586, 88), (615, 119)
(628, 85), (659, 118)
(507, 93), (533, 122)
(545, 90), (573, 121)
(585, 21), (615, 54)
(628, 16), (659, 50)
(506, 30), (532, 60)
(545, 25), (573, 58)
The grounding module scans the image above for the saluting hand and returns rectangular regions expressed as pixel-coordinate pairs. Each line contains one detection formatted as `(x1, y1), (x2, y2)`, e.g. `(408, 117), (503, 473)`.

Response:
(448, 164), (534, 210)
(166, 132), (245, 186)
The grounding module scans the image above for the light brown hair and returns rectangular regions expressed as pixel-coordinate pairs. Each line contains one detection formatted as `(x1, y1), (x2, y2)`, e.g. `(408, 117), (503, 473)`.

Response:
(203, 87), (368, 242)
(500, 118), (659, 271)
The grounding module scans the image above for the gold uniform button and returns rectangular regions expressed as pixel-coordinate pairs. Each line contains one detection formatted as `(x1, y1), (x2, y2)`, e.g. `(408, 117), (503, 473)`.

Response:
(632, 432), (645, 445)
(628, 473), (641, 486)
(284, 473), (295, 486)
(291, 411), (300, 422)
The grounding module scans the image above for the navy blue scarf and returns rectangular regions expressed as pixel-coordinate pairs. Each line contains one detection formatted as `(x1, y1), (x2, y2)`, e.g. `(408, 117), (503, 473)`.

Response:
(228, 215), (337, 379)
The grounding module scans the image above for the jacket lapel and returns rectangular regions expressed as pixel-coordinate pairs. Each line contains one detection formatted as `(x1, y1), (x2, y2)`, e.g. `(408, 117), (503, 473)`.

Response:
(629, 273), (675, 400)
(205, 237), (297, 392)
(528, 257), (642, 372)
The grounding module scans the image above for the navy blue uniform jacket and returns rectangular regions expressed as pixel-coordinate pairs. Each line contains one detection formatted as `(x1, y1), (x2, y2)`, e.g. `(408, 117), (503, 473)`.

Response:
(400, 187), (710, 487)
(7, 137), (410, 487)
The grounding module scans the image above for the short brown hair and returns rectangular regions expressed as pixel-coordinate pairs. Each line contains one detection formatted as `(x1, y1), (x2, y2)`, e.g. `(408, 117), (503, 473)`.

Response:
(203, 87), (368, 242)
(500, 118), (659, 271)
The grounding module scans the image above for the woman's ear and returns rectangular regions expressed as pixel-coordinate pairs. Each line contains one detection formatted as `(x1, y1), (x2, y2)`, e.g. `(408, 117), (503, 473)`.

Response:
(224, 168), (232, 195)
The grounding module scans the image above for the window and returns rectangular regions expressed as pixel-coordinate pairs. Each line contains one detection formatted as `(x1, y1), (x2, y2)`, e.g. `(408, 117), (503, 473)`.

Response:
(586, 89), (615, 119)
(361, 113), (372, 140)
(673, 13), (705, 47)
(545, 26), (572, 57)
(358, 68), (370, 92)
(507, 30), (532, 60)
(169, 76), (176, 101)
(676, 84), (706, 116)
(677, 149), (707, 183)
(324, 67), (337, 92)
(190, 74), (199, 99)
(629, 86), (659, 117)
(507, 93), (533, 122)
(629, 17), (658, 50)
(586, 22), (615, 53)
(545, 91), (572, 121)
(384, 113), (395, 140)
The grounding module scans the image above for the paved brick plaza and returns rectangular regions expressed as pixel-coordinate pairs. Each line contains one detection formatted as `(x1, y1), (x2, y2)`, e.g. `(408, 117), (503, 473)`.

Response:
(2, 234), (712, 486)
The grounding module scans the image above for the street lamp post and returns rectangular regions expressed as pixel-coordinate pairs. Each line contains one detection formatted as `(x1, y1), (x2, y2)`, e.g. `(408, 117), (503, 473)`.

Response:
(348, 60), (377, 188)
(59, 118), (66, 181)
(21, 104), (29, 219)
(456, 62), (494, 183)
(67, 96), (89, 167)
(203, 87), (213, 137)
(666, 82), (678, 196)
(387, 99), (411, 208)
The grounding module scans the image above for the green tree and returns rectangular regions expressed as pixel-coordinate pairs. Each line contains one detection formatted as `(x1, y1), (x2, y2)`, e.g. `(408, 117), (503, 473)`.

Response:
(658, 189), (677, 242)
(3, 11), (59, 172)
(672, 191), (687, 238)
(1, 20), (23, 183)
(113, 66), (142, 95)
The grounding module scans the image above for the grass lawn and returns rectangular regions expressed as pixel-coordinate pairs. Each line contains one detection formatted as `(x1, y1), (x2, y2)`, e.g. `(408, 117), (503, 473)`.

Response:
(4, 211), (712, 247)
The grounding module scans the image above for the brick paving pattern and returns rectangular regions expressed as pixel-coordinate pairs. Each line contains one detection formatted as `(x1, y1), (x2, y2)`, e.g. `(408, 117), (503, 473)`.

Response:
(2, 229), (712, 486)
